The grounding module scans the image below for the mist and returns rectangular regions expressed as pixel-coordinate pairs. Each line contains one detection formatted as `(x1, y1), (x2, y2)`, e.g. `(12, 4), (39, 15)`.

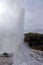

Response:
(0, 0), (24, 53)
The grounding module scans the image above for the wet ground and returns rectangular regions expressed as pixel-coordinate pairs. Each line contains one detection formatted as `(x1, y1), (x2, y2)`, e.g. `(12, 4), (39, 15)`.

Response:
(0, 43), (43, 65)
(13, 43), (43, 65)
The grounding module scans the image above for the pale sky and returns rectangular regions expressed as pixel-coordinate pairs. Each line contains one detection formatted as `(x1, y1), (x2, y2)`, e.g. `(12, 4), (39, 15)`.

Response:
(24, 0), (43, 33)
(0, 0), (43, 33)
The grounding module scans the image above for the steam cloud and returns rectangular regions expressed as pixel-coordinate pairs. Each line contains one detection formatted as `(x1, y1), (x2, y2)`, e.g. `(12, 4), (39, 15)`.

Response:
(0, 0), (24, 53)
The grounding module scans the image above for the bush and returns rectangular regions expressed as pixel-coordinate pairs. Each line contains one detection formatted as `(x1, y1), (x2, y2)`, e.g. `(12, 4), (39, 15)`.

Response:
(24, 32), (43, 51)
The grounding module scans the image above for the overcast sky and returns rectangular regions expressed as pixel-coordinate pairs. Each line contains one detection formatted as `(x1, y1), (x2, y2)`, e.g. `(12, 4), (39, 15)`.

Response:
(0, 0), (43, 33)
(24, 0), (43, 33)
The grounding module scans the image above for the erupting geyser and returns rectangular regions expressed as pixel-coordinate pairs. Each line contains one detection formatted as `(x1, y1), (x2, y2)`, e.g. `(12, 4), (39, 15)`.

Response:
(0, 0), (24, 53)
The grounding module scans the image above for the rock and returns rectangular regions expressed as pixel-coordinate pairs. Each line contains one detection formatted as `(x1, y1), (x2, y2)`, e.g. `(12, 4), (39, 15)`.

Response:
(0, 52), (13, 57)
(3, 52), (9, 57)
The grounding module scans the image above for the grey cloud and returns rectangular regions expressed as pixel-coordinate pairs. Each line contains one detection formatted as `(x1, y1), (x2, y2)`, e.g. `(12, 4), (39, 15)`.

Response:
(24, 0), (43, 33)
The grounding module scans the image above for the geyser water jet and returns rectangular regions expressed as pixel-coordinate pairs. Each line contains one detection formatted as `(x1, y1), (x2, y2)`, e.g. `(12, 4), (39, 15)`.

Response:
(0, 0), (24, 53)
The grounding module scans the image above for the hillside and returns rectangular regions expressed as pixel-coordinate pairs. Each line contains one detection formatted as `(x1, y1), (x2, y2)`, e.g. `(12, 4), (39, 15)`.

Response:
(24, 32), (43, 51)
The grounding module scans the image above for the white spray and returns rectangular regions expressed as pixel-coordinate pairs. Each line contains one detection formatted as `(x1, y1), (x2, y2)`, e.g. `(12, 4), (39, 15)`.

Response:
(0, 0), (24, 53)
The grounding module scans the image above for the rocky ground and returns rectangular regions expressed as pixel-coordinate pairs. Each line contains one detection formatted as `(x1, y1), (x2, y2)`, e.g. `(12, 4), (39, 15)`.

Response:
(0, 52), (13, 65)
(13, 43), (43, 65)
(0, 43), (43, 65)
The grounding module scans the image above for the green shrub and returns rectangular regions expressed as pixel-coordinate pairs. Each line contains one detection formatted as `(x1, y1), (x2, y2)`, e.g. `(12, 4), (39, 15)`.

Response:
(24, 32), (43, 51)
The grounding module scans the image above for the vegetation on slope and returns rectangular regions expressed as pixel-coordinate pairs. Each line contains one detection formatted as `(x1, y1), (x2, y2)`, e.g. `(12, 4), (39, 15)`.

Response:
(24, 32), (43, 51)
